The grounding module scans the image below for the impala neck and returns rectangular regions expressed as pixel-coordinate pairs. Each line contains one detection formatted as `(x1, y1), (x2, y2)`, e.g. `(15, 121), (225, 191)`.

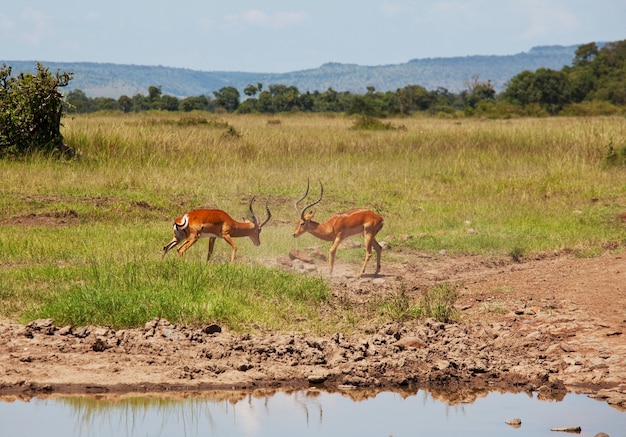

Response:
(229, 220), (258, 237)
(305, 219), (336, 241)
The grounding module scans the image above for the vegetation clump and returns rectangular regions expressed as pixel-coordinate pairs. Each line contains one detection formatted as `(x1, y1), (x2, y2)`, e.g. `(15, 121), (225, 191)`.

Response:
(0, 62), (73, 157)
(604, 142), (626, 167)
(351, 115), (396, 131)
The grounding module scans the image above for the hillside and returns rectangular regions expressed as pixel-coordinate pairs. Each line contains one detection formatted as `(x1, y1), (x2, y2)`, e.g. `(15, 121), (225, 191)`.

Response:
(2, 45), (578, 98)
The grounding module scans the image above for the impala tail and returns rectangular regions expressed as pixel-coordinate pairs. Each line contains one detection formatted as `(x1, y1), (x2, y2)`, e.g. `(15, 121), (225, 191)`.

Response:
(162, 214), (189, 258)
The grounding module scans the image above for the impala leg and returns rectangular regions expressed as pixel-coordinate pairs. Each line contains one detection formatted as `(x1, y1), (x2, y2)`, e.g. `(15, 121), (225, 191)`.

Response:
(359, 233), (374, 277)
(223, 235), (237, 263)
(328, 238), (342, 276)
(177, 232), (199, 258)
(372, 238), (382, 274)
(206, 237), (216, 262)
(162, 238), (179, 258)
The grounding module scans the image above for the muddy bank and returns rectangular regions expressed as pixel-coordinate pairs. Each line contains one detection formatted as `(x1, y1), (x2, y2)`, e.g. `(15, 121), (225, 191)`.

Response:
(1, 252), (625, 409)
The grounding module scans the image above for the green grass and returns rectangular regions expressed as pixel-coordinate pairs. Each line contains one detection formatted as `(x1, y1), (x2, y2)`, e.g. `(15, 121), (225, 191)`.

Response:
(21, 258), (329, 331)
(1, 112), (625, 332)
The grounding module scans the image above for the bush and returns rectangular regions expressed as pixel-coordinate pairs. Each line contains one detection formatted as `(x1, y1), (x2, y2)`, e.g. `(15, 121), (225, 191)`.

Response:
(604, 142), (626, 167)
(0, 62), (73, 157)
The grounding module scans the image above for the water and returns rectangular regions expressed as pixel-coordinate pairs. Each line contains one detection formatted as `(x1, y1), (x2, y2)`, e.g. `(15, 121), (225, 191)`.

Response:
(1, 388), (624, 437)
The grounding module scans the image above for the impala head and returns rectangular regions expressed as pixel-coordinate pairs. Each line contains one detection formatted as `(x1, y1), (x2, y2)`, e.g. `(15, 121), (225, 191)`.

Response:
(293, 179), (323, 237)
(248, 196), (272, 246)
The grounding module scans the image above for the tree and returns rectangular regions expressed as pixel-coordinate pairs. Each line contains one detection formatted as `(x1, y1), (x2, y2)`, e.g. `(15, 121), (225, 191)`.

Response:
(394, 84), (435, 114)
(588, 40), (626, 104)
(463, 77), (496, 109)
(573, 42), (599, 67)
(179, 95), (211, 112)
(92, 97), (119, 111)
(131, 93), (150, 112)
(65, 89), (93, 113)
(213, 86), (240, 112)
(118, 95), (133, 113)
(157, 94), (180, 111)
(148, 86), (162, 102)
(244, 82), (263, 97)
(262, 84), (301, 113)
(503, 68), (571, 114)
(1, 62), (73, 157)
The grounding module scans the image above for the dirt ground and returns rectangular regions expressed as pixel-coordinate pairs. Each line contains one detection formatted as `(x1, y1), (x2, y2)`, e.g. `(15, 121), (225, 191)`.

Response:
(1, 249), (625, 409)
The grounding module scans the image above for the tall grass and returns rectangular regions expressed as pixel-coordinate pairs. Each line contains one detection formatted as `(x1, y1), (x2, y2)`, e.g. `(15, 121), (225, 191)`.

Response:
(1, 112), (625, 331)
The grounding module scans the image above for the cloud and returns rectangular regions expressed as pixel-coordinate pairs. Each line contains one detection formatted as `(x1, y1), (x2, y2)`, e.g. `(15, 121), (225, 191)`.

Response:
(273, 11), (308, 28)
(224, 9), (308, 29)
(21, 7), (54, 45)
(433, 0), (473, 14)
(198, 17), (214, 29)
(521, 1), (579, 39)
(380, 2), (404, 16)
(0, 14), (16, 32)
(241, 9), (270, 26)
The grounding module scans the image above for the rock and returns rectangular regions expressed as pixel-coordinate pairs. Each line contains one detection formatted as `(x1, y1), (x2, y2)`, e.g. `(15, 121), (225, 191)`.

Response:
(276, 254), (293, 268)
(550, 426), (582, 433)
(92, 337), (111, 352)
(27, 318), (54, 329)
(74, 327), (89, 338)
(236, 361), (253, 372)
(204, 324), (222, 334)
(161, 328), (179, 341)
(57, 325), (72, 336)
(394, 336), (426, 349)
(506, 417), (522, 426)
(289, 248), (313, 263)
(310, 247), (326, 260)
(144, 318), (159, 331)
(308, 370), (329, 384)
(93, 327), (110, 337)
(27, 318), (56, 335)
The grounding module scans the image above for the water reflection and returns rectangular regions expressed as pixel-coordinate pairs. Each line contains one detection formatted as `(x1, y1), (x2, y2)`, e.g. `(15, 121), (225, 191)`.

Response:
(1, 387), (624, 437)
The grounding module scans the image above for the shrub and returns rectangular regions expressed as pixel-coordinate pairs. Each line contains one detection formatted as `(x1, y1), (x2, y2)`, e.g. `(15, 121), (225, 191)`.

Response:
(604, 142), (626, 167)
(0, 62), (73, 157)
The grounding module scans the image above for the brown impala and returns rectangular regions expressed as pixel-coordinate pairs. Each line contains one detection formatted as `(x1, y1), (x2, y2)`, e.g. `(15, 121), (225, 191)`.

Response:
(163, 197), (271, 262)
(293, 180), (383, 277)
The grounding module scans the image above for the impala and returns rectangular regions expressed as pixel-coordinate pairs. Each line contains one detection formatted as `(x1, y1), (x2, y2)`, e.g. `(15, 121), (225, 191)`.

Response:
(293, 180), (384, 277)
(162, 196), (271, 262)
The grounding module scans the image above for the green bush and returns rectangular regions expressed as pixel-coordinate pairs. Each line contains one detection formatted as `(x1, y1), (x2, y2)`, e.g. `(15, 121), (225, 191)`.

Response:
(0, 62), (73, 157)
(604, 142), (626, 167)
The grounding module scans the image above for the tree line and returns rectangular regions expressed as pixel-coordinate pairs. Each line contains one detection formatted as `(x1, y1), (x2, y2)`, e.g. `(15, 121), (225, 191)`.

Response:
(64, 41), (626, 117)
(2, 41), (625, 157)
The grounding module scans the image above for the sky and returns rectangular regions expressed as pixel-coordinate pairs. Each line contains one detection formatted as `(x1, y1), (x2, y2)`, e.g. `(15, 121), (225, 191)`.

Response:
(1, 1), (625, 73)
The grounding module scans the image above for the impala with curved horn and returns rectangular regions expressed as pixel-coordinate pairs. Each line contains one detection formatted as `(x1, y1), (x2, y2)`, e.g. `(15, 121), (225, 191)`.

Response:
(163, 197), (271, 262)
(293, 180), (383, 277)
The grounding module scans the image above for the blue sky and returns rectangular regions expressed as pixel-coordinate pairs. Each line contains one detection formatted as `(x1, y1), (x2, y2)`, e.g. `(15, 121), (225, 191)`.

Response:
(2, 1), (625, 73)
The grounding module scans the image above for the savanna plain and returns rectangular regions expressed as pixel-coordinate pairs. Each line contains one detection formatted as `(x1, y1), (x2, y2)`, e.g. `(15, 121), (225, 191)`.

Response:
(1, 113), (625, 410)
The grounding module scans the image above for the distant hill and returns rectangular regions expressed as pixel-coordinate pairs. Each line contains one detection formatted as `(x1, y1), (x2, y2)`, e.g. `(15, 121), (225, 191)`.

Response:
(2, 45), (579, 98)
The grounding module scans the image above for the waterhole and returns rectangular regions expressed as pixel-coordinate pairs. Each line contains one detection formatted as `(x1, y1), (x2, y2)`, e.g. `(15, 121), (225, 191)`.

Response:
(1, 388), (624, 437)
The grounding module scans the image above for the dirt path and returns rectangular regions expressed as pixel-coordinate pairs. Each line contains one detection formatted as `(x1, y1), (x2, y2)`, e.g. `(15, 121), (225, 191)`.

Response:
(1, 250), (625, 409)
